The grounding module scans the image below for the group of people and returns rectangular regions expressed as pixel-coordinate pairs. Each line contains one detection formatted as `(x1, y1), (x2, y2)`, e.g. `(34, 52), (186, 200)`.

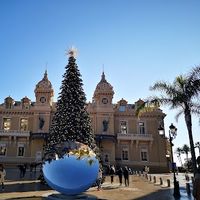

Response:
(96, 165), (131, 191)
(115, 166), (130, 186)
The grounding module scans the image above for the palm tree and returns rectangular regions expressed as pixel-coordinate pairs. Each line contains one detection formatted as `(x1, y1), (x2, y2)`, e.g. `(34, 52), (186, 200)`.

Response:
(182, 144), (190, 163)
(136, 66), (200, 174)
(182, 144), (190, 170)
(176, 147), (183, 167)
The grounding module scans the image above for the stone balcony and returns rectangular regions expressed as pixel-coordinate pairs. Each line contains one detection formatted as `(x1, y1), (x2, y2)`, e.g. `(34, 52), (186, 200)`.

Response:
(0, 130), (30, 137)
(117, 133), (153, 141)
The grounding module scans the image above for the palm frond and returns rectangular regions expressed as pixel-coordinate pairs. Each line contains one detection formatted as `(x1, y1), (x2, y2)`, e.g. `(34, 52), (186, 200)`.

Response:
(150, 80), (187, 102)
(150, 81), (177, 97)
(175, 110), (184, 122)
(182, 144), (190, 153)
(188, 65), (200, 81)
(176, 147), (182, 155)
(151, 95), (183, 110)
(190, 105), (200, 115)
(186, 66), (200, 97)
(135, 99), (159, 117)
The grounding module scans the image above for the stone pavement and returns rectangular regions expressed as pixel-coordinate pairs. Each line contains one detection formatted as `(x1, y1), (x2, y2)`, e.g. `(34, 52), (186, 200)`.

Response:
(0, 168), (195, 200)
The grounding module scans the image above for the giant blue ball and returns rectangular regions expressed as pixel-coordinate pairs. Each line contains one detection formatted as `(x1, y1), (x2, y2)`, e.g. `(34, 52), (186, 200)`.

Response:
(43, 153), (99, 195)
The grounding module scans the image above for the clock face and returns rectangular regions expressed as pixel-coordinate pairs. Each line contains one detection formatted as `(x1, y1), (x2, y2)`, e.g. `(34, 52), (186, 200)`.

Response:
(102, 97), (108, 104)
(40, 97), (46, 103)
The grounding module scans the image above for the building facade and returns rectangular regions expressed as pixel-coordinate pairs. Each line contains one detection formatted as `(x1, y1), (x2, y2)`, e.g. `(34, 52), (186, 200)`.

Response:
(0, 71), (169, 172)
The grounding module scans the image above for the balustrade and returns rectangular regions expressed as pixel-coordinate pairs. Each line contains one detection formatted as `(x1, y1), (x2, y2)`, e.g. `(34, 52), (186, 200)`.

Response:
(0, 130), (30, 137)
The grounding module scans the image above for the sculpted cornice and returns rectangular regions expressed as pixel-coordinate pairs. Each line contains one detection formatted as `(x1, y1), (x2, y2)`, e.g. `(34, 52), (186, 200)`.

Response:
(0, 111), (34, 115)
(114, 112), (165, 118)
(114, 113), (135, 117)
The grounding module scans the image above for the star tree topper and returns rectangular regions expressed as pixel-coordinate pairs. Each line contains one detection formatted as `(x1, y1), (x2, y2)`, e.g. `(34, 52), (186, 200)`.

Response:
(66, 46), (78, 58)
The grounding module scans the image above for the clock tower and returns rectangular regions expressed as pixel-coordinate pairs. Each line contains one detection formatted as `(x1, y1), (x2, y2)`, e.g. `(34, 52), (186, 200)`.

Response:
(93, 71), (114, 106)
(89, 71), (115, 165)
(90, 71), (115, 133)
(34, 70), (54, 106)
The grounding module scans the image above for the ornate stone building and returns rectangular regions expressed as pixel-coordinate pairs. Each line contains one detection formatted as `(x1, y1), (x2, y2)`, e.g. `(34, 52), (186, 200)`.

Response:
(0, 71), (169, 172)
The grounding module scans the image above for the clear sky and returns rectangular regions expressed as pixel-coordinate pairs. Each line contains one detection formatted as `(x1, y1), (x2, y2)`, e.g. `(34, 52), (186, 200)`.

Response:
(1, 0), (200, 165)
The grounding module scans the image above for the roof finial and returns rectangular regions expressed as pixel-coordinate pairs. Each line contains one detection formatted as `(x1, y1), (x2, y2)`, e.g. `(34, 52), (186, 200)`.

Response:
(44, 69), (48, 80)
(101, 71), (105, 81)
(45, 62), (48, 71)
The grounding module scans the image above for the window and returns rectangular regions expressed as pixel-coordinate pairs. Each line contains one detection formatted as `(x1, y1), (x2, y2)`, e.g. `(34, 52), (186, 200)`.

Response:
(3, 118), (11, 131)
(139, 122), (145, 134)
(141, 149), (148, 161)
(17, 145), (25, 157)
(0, 144), (7, 156)
(119, 105), (126, 112)
(122, 148), (129, 160)
(102, 98), (108, 104)
(35, 151), (42, 162)
(120, 121), (127, 134)
(23, 103), (30, 110)
(5, 102), (12, 109)
(20, 118), (28, 131)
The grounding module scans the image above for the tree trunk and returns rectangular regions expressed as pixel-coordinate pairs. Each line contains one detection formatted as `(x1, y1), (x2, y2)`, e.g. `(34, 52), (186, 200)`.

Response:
(184, 110), (197, 174)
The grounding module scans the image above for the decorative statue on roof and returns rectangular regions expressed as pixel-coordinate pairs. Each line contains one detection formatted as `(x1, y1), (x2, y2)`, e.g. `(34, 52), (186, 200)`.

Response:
(103, 119), (109, 132)
(39, 116), (45, 130)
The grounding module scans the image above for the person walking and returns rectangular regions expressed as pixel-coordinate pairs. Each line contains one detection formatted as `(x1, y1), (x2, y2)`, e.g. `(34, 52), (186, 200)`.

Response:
(0, 164), (6, 191)
(110, 165), (115, 184)
(193, 156), (200, 200)
(123, 166), (129, 186)
(117, 167), (123, 186)
(22, 164), (27, 178)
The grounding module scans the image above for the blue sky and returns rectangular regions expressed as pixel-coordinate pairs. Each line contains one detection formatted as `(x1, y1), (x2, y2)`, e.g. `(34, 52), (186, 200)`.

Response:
(1, 1), (200, 164)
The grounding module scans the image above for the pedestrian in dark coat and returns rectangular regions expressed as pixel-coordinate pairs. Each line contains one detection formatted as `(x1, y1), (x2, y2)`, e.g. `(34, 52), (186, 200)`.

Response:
(123, 166), (129, 186)
(117, 167), (123, 185)
(22, 164), (27, 178)
(110, 165), (115, 184)
(18, 165), (24, 178)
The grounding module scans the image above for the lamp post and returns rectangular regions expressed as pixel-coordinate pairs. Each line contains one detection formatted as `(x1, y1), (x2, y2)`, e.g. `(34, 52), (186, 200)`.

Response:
(168, 123), (180, 198)
(158, 123), (180, 198)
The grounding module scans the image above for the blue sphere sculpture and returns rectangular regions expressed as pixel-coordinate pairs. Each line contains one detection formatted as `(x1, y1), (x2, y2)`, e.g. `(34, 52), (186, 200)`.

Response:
(43, 142), (99, 196)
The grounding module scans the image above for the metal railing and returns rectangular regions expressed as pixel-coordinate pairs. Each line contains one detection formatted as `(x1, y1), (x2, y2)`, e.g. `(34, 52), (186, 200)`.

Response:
(117, 133), (153, 141)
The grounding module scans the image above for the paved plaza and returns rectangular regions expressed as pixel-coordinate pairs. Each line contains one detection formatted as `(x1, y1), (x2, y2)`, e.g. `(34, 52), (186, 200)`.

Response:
(0, 168), (195, 200)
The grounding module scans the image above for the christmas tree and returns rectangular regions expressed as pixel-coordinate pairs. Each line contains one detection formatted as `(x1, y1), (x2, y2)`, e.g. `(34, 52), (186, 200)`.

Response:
(44, 48), (97, 160)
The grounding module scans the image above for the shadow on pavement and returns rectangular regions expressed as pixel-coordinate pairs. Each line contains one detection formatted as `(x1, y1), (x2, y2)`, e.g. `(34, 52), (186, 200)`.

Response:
(2, 182), (50, 193)
(6, 198), (45, 200)
(6, 194), (105, 200)
(133, 188), (194, 200)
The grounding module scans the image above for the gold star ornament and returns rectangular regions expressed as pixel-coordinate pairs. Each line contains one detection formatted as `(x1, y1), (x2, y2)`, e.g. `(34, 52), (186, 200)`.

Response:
(67, 46), (78, 58)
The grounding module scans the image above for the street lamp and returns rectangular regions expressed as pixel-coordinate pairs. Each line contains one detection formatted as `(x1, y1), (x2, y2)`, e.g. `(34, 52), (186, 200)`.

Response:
(168, 123), (180, 198)
(158, 123), (180, 198)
